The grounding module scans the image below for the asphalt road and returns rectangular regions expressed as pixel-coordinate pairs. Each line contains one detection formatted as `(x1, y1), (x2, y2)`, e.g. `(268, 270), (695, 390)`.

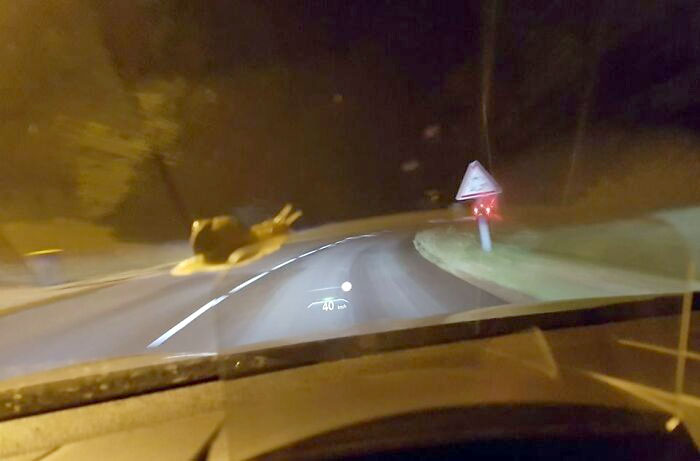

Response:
(0, 230), (504, 381)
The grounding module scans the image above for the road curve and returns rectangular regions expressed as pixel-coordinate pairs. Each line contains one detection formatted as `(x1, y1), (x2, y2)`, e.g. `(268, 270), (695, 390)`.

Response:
(0, 230), (503, 381)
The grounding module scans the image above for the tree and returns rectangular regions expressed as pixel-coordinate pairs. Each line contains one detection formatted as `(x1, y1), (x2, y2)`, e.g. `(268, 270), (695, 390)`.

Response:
(0, 0), (200, 223)
(61, 78), (187, 218)
(0, 0), (148, 220)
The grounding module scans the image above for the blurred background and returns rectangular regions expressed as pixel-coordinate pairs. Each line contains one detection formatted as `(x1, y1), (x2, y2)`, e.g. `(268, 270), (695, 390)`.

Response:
(1, 0), (699, 261)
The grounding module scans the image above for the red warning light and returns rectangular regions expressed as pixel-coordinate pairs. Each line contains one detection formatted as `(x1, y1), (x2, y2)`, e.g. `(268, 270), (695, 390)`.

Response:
(472, 196), (497, 217)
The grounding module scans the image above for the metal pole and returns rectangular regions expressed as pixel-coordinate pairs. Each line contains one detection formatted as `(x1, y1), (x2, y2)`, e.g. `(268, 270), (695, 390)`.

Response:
(477, 216), (492, 252)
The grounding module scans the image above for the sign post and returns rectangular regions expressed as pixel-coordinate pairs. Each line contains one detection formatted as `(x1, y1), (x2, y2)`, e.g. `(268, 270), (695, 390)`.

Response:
(477, 215), (492, 252)
(455, 160), (502, 252)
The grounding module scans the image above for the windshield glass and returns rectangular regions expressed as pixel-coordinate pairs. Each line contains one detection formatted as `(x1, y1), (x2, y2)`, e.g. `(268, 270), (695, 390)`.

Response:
(1, 0), (699, 429)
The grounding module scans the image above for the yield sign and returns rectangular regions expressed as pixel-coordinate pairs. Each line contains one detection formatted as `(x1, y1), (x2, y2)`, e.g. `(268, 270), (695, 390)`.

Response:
(455, 160), (502, 200)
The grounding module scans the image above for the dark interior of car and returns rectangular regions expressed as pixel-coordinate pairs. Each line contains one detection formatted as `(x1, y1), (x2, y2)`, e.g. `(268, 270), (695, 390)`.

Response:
(257, 404), (697, 460)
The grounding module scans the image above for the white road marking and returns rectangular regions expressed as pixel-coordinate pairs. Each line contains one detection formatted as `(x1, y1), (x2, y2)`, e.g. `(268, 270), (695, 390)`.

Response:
(147, 295), (229, 348)
(147, 271), (271, 348)
(270, 258), (297, 271)
(148, 233), (378, 347)
(228, 271), (269, 294)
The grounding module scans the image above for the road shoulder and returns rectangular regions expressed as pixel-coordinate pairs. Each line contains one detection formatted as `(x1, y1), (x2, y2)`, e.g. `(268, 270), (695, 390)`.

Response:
(414, 226), (700, 302)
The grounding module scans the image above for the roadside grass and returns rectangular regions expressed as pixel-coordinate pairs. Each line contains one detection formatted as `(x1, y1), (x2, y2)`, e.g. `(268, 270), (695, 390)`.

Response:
(415, 207), (700, 302)
(499, 207), (700, 281)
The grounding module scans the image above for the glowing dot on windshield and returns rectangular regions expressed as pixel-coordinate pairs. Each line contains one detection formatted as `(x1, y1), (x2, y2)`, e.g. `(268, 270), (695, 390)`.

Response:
(341, 281), (352, 292)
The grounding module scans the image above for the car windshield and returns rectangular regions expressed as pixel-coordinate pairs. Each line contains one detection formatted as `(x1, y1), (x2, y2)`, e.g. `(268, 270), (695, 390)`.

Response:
(1, 0), (699, 429)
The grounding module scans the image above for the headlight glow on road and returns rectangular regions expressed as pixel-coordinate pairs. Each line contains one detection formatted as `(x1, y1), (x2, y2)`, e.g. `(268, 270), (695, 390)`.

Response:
(149, 233), (378, 348)
(147, 271), (271, 348)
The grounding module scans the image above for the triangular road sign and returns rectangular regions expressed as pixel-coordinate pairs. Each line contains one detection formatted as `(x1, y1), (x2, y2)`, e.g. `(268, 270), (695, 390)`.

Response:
(455, 160), (502, 200)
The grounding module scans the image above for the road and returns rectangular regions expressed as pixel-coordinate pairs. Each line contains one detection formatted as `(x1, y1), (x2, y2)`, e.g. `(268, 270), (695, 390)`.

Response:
(0, 230), (504, 381)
